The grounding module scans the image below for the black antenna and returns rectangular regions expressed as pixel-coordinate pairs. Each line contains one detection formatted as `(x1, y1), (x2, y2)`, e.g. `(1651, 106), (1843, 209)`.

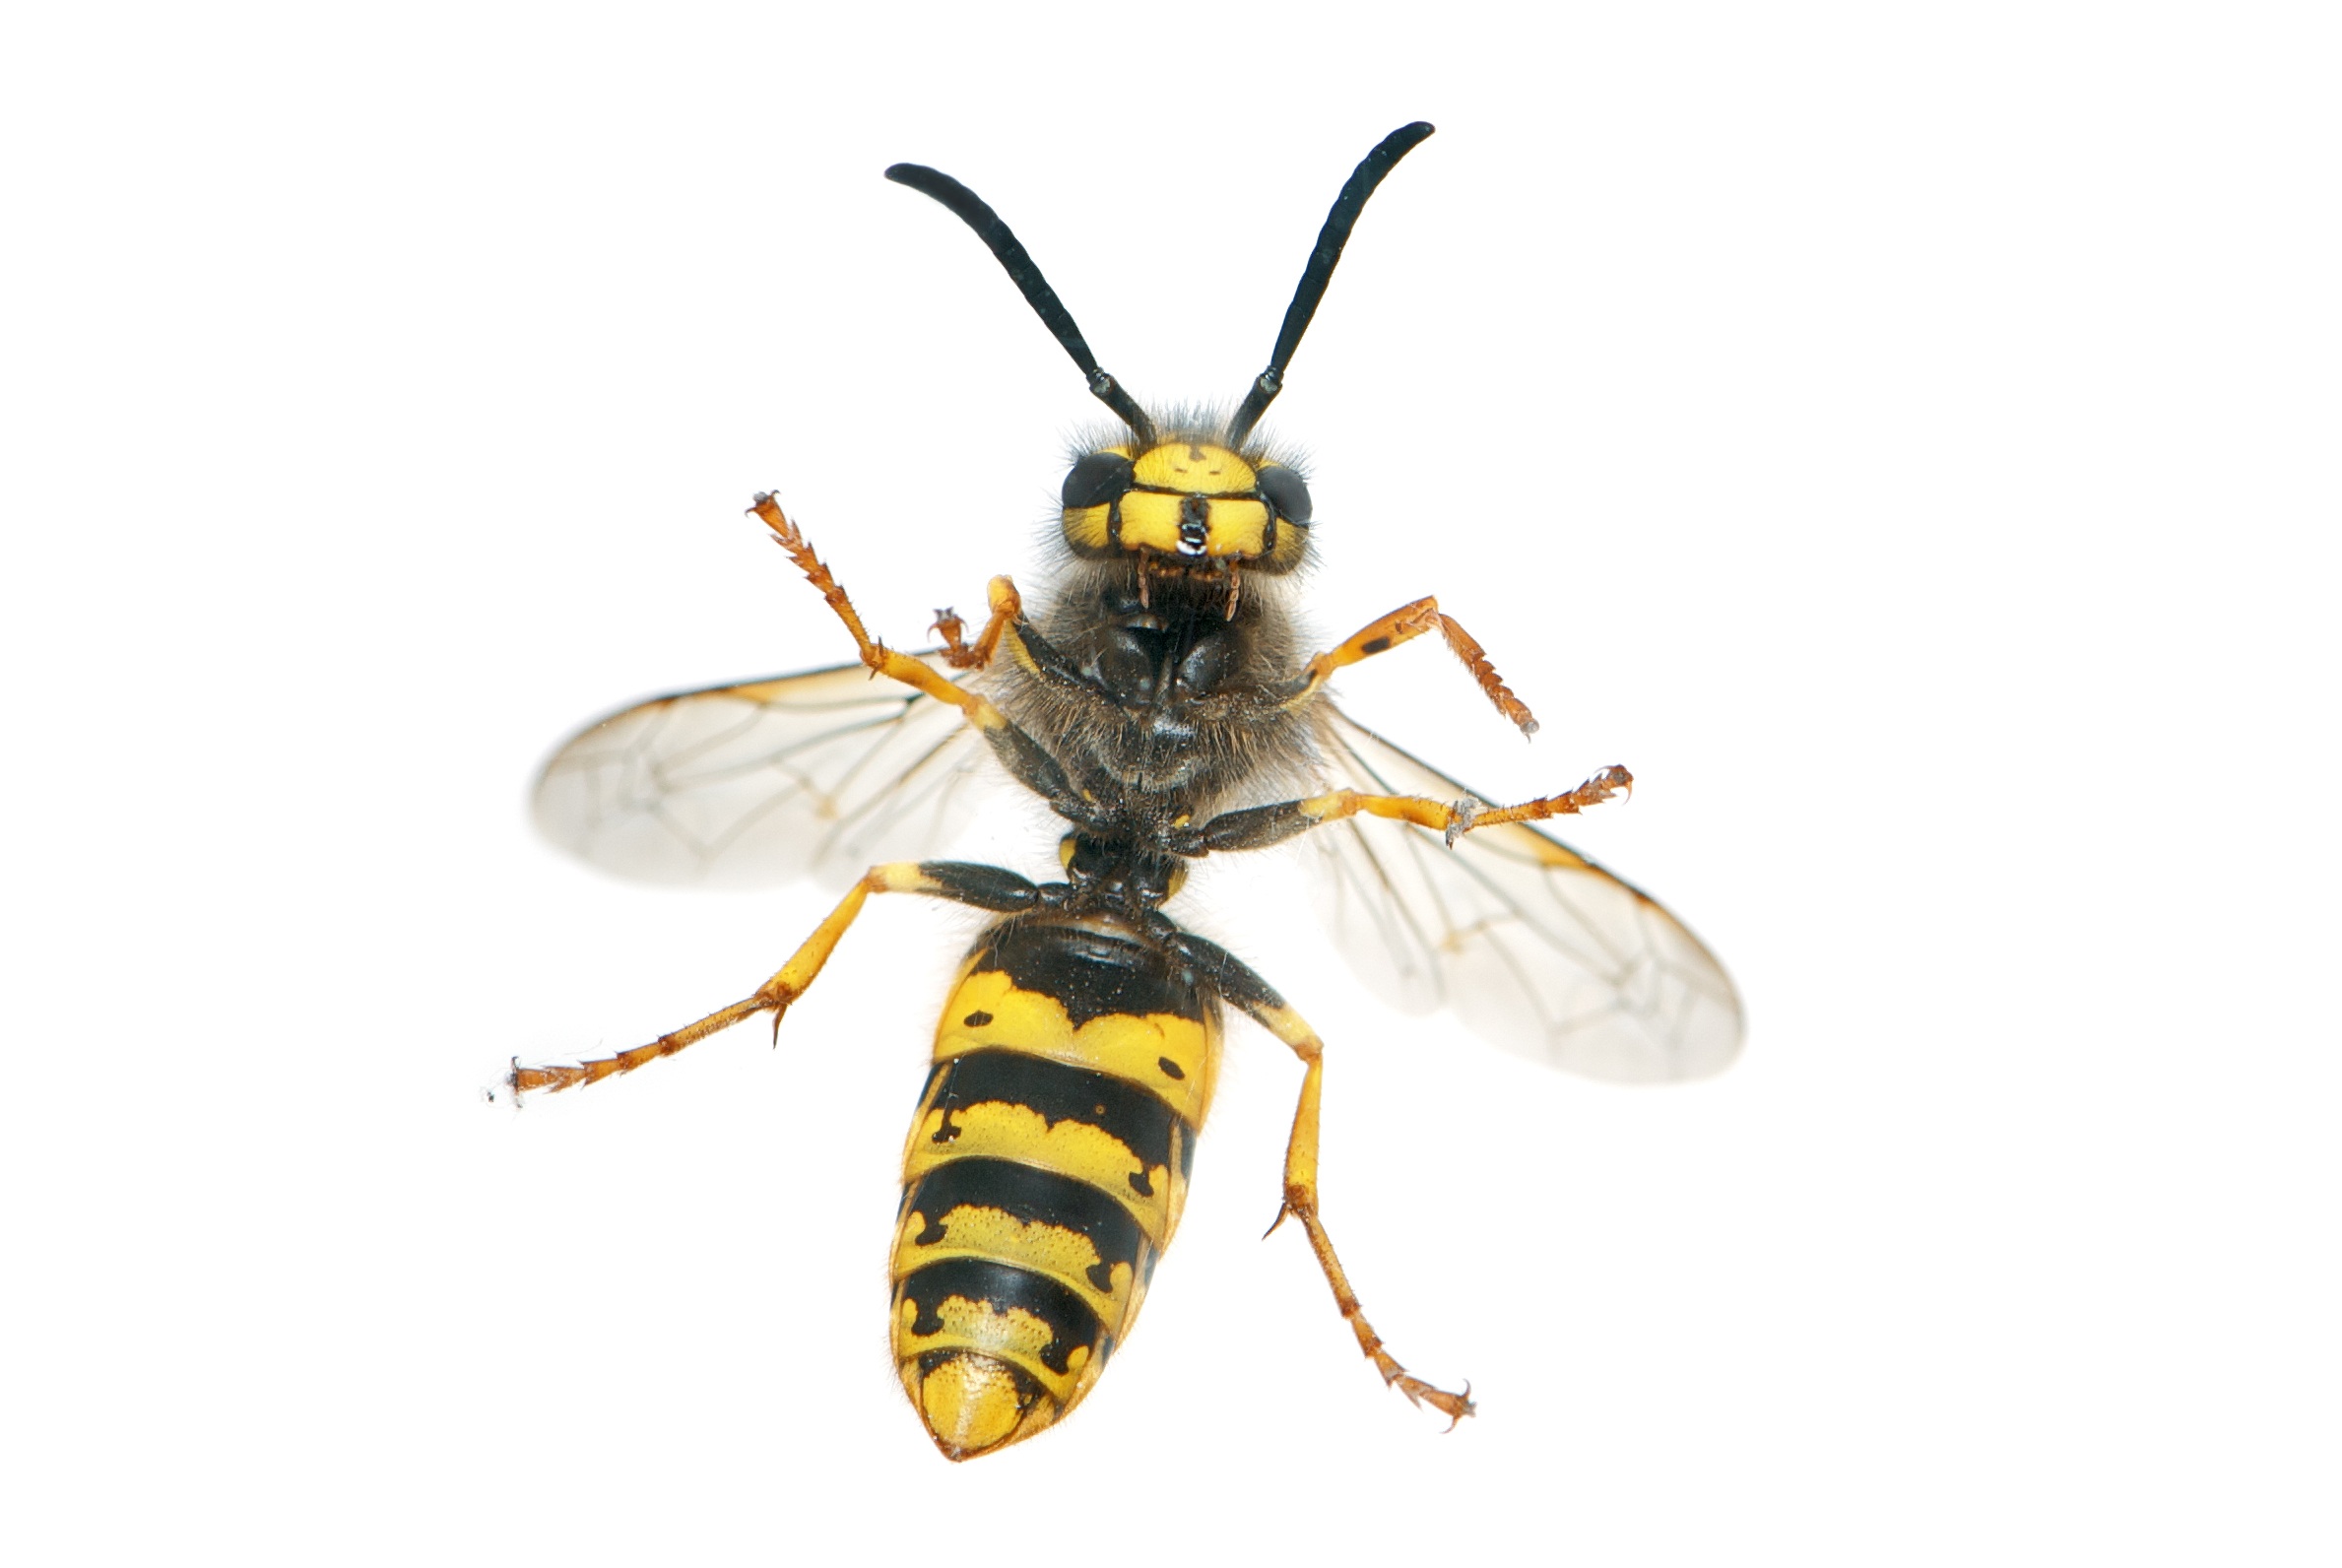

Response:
(885, 162), (1157, 446)
(1223, 122), (1435, 449)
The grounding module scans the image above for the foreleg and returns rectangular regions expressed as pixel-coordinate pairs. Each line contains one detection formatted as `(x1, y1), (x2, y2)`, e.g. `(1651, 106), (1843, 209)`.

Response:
(1280, 596), (1539, 737)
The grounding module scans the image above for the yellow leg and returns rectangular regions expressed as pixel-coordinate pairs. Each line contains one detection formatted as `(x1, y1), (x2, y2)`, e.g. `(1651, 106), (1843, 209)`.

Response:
(1299, 764), (1632, 848)
(1246, 997), (1475, 1427)
(930, 576), (1025, 671)
(1284, 596), (1539, 736)
(749, 493), (1016, 734)
(510, 862), (941, 1095)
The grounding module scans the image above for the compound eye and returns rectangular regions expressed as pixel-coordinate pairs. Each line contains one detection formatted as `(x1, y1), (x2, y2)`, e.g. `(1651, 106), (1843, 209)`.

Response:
(1063, 451), (1137, 509)
(1256, 464), (1313, 525)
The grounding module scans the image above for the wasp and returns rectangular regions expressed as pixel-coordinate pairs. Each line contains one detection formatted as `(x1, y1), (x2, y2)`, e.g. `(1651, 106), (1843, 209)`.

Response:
(514, 123), (1744, 1461)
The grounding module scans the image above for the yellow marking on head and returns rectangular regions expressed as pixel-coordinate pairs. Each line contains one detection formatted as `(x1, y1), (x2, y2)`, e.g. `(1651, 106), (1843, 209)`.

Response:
(1063, 503), (1112, 553)
(1113, 492), (1270, 558)
(1115, 490), (1178, 554)
(1266, 508), (1309, 570)
(1206, 497), (1269, 555)
(895, 1203), (1137, 1323)
(902, 1099), (1174, 1241)
(934, 969), (1218, 1124)
(1133, 442), (1256, 493)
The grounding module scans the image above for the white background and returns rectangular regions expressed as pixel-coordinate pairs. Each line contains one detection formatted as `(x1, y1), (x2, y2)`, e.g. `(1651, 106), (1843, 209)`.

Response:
(6, 4), (2337, 1562)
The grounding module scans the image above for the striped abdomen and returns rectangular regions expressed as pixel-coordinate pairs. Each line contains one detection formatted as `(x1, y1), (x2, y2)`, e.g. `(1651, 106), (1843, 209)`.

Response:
(890, 917), (1218, 1460)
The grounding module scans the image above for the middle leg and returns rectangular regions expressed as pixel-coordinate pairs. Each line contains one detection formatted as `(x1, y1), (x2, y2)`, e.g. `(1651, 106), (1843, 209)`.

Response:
(510, 861), (1043, 1095)
(1181, 763), (1632, 857)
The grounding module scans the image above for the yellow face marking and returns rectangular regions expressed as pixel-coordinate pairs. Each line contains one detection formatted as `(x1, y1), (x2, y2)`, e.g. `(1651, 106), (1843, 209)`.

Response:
(1204, 497), (1269, 555)
(1114, 491), (1180, 554)
(1266, 514), (1308, 570)
(1062, 503), (1112, 553)
(902, 1100), (1175, 1241)
(1113, 492), (1270, 558)
(1062, 441), (1289, 560)
(935, 968), (1217, 1124)
(1132, 442), (1256, 493)
(895, 1203), (1137, 1323)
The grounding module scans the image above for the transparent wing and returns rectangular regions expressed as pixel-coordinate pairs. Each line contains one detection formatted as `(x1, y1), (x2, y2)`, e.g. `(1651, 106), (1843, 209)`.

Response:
(533, 655), (989, 889)
(1310, 705), (1744, 1083)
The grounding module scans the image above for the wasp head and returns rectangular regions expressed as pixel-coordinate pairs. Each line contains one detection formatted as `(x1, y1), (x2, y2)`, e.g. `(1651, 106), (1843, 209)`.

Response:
(1059, 433), (1312, 576)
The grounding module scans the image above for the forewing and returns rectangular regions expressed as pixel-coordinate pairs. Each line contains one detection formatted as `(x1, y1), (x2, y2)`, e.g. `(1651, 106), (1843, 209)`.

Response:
(533, 655), (989, 889)
(1311, 706), (1744, 1082)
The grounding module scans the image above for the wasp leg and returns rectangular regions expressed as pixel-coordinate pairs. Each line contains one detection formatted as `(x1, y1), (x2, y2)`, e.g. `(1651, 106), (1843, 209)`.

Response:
(750, 494), (1106, 832)
(996, 616), (1115, 700)
(1171, 932), (1474, 1427)
(756, 491), (1125, 719)
(510, 861), (1043, 1095)
(752, 492), (1008, 716)
(940, 585), (1129, 717)
(931, 575), (1024, 671)
(1280, 596), (1538, 737)
(1181, 764), (1631, 857)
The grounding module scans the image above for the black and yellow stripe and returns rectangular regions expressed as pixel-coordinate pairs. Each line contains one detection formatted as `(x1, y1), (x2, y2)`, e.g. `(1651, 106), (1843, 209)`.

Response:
(890, 918), (1219, 1460)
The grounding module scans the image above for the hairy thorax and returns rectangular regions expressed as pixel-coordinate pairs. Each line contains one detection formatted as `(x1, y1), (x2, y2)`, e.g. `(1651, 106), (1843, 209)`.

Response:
(989, 558), (1320, 819)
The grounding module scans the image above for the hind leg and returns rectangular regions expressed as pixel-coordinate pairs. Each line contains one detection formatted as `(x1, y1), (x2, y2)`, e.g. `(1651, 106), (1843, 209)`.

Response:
(1175, 934), (1475, 1425)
